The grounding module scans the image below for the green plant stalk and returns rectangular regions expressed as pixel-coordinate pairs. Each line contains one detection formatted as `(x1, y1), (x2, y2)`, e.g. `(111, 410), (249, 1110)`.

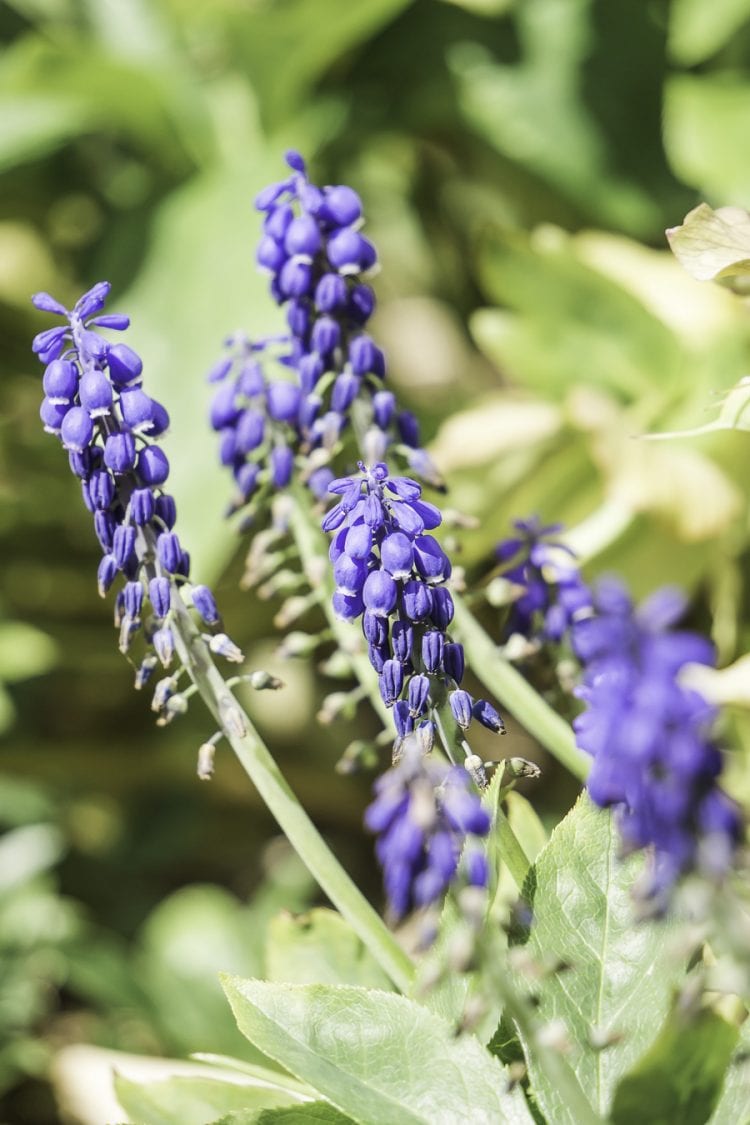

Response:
(167, 592), (416, 994)
(451, 598), (590, 781)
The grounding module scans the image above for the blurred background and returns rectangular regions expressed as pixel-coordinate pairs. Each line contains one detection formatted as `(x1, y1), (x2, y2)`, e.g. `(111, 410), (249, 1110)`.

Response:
(4, 0), (750, 1120)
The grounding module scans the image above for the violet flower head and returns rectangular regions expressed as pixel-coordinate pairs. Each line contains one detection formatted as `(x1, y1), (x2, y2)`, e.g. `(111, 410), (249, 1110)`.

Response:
(323, 461), (505, 746)
(496, 516), (591, 645)
(365, 737), (491, 919)
(208, 151), (441, 518)
(572, 579), (742, 903)
(31, 283), (240, 718)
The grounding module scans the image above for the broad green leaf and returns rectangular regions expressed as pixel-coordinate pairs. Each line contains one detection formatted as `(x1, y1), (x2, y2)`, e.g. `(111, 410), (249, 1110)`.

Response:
(136, 885), (275, 1059)
(114, 1072), (297, 1125)
(0, 97), (90, 173)
(448, 2), (660, 234)
(610, 1006), (738, 1125)
(214, 1103), (354, 1124)
(473, 229), (683, 401)
(265, 909), (394, 990)
(192, 1056), (312, 1099)
(665, 77), (750, 205)
(222, 977), (535, 1125)
(645, 377), (750, 441)
(515, 795), (688, 1122)
(0, 35), (204, 172)
(667, 203), (750, 289)
(708, 1017), (750, 1125)
(669, 0), (750, 65)
(227, 0), (413, 130)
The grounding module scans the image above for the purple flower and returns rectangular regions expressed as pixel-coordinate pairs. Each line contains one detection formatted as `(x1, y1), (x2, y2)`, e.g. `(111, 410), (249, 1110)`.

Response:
(365, 739), (491, 920)
(31, 284), (238, 716)
(209, 154), (441, 518)
(496, 516), (592, 645)
(322, 461), (503, 746)
(572, 578), (742, 904)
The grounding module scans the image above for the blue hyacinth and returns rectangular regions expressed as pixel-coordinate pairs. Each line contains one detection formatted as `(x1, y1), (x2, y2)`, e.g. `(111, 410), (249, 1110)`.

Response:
(31, 283), (241, 716)
(209, 151), (440, 517)
(323, 461), (505, 748)
(495, 516), (591, 645)
(572, 579), (742, 903)
(364, 737), (491, 920)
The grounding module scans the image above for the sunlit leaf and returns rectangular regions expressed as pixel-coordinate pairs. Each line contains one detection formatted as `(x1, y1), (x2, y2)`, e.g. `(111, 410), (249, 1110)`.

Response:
(265, 909), (394, 990)
(669, 0), (750, 65)
(514, 795), (688, 1122)
(223, 977), (535, 1124)
(667, 203), (750, 289)
(665, 78), (750, 206)
(114, 1072), (297, 1125)
(228, 0), (414, 130)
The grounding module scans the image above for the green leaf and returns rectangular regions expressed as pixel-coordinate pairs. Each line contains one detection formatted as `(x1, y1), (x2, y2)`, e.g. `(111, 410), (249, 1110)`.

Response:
(645, 376), (750, 442)
(473, 229), (682, 401)
(214, 1103), (354, 1124)
(227, 0), (413, 130)
(515, 795), (688, 1122)
(114, 1072), (297, 1125)
(664, 77), (750, 205)
(0, 96), (90, 173)
(222, 977), (535, 1125)
(669, 0), (750, 65)
(610, 1006), (739, 1125)
(666, 203), (750, 289)
(708, 1017), (750, 1125)
(265, 909), (394, 990)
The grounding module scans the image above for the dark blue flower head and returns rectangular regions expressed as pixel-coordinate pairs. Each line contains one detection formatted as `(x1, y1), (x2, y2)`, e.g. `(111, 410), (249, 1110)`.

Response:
(572, 578), (742, 903)
(209, 155), (441, 518)
(323, 462), (504, 746)
(496, 516), (591, 645)
(364, 737), (491, 919)
(31, 284), (240, 716)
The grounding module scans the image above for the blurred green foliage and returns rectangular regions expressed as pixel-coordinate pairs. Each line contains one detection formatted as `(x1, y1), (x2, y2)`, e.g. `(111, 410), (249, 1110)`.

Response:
(4, 0), (750, 1119)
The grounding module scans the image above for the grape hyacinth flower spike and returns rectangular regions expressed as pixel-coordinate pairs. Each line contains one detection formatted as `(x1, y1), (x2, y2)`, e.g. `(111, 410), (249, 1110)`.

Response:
(31, 283), (243, 724)
(208, 150), (441, 520)
(495, 516), (592, 647)
(572, 579), (743, 907)
(323, 461), (505, 752)
(365, 735), (491, 922)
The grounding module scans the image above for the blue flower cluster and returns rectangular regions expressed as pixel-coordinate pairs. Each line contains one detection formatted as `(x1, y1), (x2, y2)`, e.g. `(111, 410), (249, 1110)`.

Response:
(495, 517), (591, 644)
(323, 461), (505, 747)
(32, 283), (238, 712)
(364, 737), (491, 919)
(209, 151), (439, 516)
(572, 580), (742, 901)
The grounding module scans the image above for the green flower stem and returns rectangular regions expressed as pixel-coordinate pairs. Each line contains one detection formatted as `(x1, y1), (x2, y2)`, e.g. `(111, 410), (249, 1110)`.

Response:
(168, 592), (416, 994)
(451, 598), (590, 781)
